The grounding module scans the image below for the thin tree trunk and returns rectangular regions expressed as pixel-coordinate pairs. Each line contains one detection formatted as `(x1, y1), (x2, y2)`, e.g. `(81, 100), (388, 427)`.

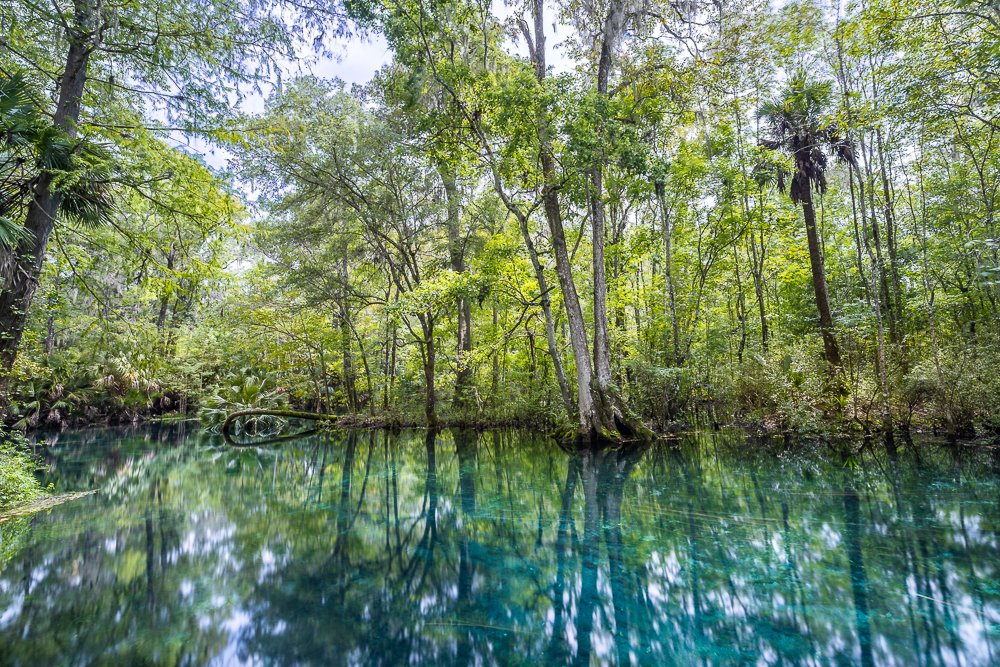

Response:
(734, 98), (769, 355)
(848, 158), (893, 438)
(834, 34), (890, 431)
(655, 182), (681, 364)
(750, 224), (770, 354)
(515, 213), (575, 420)
(875, 126), (905, 341)
(339, 308), (357, 411)
(419, 314), (437, 429)
(860, 141), (898, 345)
(441, 166), (473, 410)
(733, 245), (748, 365)
(491, 301), (499, 402)
(338, 237), (358, 412)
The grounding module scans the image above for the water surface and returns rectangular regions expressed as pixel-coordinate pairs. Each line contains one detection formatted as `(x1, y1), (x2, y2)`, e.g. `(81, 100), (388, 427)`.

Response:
(1, 425), (998, 665)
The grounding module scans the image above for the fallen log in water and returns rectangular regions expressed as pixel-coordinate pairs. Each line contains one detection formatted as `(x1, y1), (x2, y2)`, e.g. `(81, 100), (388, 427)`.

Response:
(221, 408), (338, 439)
(0, 490), (97, 524)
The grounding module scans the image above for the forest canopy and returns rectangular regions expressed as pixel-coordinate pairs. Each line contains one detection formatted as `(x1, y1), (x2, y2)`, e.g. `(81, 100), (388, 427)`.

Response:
(1, 0), (999, 441)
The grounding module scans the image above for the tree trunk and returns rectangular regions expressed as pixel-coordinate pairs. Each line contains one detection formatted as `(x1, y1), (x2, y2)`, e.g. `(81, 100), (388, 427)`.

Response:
(441, 166), (473, 412)
(749, 227), (769, 354)
(799, 184), (843, 379)
(514, 212), (575, 420)
(860, 146), (898, 347)
(875, 127), (904, 341)
(589, 0), (625, 390)
(848, 157), (893, 440)
(834, 40), (889, 430)
(529, 0), (596, 436)
(338, 238), (358, 412)
(530, 0), (645, 440)
(339, 304), (357, 412)
(584, 0), (646, 437)
(419, 314), (438, 429)
(0, 8), (95, 393)
(655, 181), (681, 364)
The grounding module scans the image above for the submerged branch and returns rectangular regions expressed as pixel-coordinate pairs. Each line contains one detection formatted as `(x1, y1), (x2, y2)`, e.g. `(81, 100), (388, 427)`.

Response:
(221, 408), (339, 439)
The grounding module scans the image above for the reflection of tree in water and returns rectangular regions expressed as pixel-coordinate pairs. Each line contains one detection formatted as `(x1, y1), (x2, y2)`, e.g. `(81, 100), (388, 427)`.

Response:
(0, 433), (233, 663)
(1, 428), (999, 665)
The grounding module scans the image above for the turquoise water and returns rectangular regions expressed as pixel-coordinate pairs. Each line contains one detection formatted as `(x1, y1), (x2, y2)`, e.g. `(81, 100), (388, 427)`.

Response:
(1, 425), (999, 665)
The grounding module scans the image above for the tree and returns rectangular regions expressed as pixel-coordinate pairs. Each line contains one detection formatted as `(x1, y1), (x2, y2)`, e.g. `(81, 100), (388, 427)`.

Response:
(759, 74), (845, 387)
(0, 72), (114, 387)
(0, 0), (344, 394)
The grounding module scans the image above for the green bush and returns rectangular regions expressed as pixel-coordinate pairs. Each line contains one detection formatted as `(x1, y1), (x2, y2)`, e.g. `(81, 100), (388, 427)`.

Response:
(0, 429), (46, 512)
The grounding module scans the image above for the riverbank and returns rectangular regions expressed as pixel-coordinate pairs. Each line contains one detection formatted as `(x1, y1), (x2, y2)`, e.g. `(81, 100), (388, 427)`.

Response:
(10, 401), (1000, 446)
(0, 429), (48, 513)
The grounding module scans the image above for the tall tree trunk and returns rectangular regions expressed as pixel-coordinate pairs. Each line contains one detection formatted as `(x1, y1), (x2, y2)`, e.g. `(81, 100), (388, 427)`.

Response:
(860, 142), (898, 346)
(799, 183), (843, 379)
(875, 126), (904, 341)
(587, 0), (637, 419)
(834, 37), (890, 431)
(490, 301), (499, 403)
(749, 225), (770, 354)
(0, 3), (96, 394)
(848, 158), (893, 440)
(441, 166), (473, 411)
(339, 308), (357, 411)
(735, 102), (769, 354)
(655, 181), (681, 364)
(907, 149), (954, 431)
(419, 314), (437, 429)
(338, 240), (358, 413)
(590, 136), (612, 392)
(733, 246), (748, 365)
(563, 0), (647, 439)
(528, 0), (596, 436)
(515, 213), (575, 420)
(154, 246), (176, 357)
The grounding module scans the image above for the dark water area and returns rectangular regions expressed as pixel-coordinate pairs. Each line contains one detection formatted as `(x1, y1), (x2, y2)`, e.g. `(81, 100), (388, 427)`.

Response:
(1, 425), (999, 666)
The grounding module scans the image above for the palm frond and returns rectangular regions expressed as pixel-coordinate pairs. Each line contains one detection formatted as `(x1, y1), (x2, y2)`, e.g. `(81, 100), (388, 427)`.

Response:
(0, 216), (31, 248)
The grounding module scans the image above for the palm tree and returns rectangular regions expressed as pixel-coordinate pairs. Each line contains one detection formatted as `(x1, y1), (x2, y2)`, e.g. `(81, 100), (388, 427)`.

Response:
(759, 73), (847, 382)
(0, 72), (44, 248)
(0, 72), (114, 390)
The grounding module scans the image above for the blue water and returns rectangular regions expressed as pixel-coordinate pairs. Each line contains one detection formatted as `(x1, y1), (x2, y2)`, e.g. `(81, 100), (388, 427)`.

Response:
(1, 425), (998, 665)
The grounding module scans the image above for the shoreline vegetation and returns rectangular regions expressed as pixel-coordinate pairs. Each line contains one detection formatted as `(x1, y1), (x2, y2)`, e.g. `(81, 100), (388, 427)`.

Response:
(2, 0), (1000, 446)
(0, 429), (49, 514)
(219, 408), (1000, 448)
(7, 398), (1000, 443)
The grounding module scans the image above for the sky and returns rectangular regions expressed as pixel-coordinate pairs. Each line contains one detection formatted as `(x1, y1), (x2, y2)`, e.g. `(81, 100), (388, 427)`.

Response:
(182, 35), (392, 169)
(185, 1), (578, 170)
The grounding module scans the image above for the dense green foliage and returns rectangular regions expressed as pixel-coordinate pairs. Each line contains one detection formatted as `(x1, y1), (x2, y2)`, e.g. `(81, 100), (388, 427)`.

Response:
(0, 429), (45, 511)
(1, 0), (999, 438)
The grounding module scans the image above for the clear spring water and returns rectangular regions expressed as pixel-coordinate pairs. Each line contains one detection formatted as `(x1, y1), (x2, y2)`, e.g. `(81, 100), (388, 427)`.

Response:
(1, 424), (998, 665)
